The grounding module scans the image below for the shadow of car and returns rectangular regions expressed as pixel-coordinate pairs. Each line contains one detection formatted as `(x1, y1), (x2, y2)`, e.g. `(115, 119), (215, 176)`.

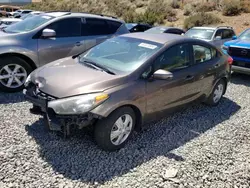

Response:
(25, 97), (240, 184)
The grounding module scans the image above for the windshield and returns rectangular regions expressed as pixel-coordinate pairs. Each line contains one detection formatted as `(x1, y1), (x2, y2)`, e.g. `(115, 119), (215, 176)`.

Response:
(238, 29), (250, 40)
(5, 15), (54, 33)
(185, 28), (214, 40)
(80, 37), (163, 74)
(145, 27), (166, 33)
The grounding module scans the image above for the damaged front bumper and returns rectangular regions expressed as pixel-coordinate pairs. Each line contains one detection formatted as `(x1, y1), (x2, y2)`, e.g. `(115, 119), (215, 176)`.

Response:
(23, 86), (97, 137)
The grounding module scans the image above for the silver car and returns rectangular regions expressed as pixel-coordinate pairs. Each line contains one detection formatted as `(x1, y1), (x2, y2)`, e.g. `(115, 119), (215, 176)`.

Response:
(185, 26), (236, 48)
(0, 12), (129, 92)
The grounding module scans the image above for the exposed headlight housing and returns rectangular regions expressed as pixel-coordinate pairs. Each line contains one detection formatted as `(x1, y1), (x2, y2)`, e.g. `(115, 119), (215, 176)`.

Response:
(24, 74), (31, 87)
(48, 93), (109, 115)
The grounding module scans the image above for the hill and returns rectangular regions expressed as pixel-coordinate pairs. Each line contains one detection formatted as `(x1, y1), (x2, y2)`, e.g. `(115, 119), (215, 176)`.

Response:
(24, 0), (250, 33)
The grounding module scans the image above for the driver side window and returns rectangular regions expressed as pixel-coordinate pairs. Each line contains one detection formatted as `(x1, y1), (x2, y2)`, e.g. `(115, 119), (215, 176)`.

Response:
(45, 18), (81, 38)
(154, 44), (191, 72)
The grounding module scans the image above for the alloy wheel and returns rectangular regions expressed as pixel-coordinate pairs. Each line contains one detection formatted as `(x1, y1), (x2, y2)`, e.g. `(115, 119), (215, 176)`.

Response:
(0, 64), (27, 88)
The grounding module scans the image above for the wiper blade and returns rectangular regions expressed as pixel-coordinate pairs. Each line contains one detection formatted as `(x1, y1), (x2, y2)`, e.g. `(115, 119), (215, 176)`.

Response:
(82, 60), (116, 75)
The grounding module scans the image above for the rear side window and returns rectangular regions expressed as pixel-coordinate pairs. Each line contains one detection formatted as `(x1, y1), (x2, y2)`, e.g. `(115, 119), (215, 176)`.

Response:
(107, 20), (122, 33)
(223, 29), (235, 39)
(23, 11), (32, 14)
(47, 18), (81, 37)
(193, 45), (217, 64)
(166, 29), (184, 35)
(83, 18), (110, 36)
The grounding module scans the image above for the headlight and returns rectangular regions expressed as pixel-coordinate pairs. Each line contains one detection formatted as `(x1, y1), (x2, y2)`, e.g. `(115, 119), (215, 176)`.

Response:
(24, 74), (31, 87)
(48, 93), (109, 115)
(222, 45), (229, 51)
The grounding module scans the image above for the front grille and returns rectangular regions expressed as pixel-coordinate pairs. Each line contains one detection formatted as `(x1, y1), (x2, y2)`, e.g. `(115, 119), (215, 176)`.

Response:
(229, 47), (250, 58)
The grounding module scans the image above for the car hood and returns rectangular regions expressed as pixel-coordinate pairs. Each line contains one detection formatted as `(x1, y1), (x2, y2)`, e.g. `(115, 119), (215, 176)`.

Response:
(224, 39), (250, 48)
(31, 57), (127, 98)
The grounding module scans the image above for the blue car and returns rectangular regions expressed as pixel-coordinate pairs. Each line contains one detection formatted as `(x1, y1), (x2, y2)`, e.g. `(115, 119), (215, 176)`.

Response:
(222, 29), (250, 74)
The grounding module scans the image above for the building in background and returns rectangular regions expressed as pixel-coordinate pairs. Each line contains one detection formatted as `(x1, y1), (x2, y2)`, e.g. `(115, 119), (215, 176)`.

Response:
(0, 0), (42, 5)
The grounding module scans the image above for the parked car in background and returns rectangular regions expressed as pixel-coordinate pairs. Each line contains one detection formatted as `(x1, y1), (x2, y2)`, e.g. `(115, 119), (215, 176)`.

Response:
(0, 5), (20, 17)
(145, 26), (185, 35)
(222, 28), (250, 75)
(20, 11), (44, 20)
(13, 9), (33, 18)
(185, 26), (236, 48)
(0, 12), (129, 92)
(126, 23), (152, 32)
(0, 18), (22, 30)
(24, 33), (231, 151)
(9, 9), (22, 17)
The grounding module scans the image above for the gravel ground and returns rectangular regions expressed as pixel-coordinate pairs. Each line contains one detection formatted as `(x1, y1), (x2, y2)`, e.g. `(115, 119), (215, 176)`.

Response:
(0, 74), (250, 188)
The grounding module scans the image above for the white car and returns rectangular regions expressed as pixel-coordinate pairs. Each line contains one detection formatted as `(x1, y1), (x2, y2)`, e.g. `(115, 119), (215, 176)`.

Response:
(13, 9), (33, 18)
(0, 18), (22, 30)
(9, 9), (22, 17)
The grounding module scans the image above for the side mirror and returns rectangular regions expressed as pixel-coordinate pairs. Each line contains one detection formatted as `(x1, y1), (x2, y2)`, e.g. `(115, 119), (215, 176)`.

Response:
(42, 28), (56, 38)
(232, 35), (237, 40)
(215, 36), (222, 40)
(153, 69), (173, 80)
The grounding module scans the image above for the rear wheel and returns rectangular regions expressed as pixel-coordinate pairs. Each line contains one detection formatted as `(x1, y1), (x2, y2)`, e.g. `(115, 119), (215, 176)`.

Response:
(205, 79), (226, 106)
(94, 107), (136, 151)
(0, 57), (32, 92)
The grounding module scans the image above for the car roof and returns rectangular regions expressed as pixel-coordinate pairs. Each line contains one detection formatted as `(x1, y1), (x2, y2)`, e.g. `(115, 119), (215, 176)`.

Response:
(121, 32), (189, 44)
(191, 27), (216, 30)
(44, 12), (123, 22)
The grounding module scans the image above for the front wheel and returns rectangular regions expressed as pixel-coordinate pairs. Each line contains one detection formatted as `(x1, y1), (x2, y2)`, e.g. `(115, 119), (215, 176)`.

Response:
(205, 79), (226, 106)
(0, 57), (32, 92)
(94, 107), (136, 151)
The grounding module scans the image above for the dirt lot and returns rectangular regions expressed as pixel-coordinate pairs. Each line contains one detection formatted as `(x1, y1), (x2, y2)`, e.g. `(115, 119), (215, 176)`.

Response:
(0, 74), (250, 188)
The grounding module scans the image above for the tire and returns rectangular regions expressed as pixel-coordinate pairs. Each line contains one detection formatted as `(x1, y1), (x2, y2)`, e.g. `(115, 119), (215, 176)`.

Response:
(205, 79), (226, 106)
(0, 56), (33, 92)
(94, 107), (136, 151)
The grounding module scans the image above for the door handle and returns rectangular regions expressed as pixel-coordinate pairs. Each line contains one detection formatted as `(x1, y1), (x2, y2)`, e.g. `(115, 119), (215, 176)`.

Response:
(75, 42), (83, 46)
(185, 75), (194, 81)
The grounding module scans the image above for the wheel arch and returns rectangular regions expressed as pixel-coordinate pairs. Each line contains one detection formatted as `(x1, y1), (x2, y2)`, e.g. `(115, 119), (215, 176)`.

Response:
(220, 77), (228, 95)
(0, 53), (37, 71)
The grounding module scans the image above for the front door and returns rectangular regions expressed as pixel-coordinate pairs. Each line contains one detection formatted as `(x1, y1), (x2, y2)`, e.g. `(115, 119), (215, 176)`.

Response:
(37, 17), (85, 66)
(145, 43), (200, 120)
(213, 29), (224, 47)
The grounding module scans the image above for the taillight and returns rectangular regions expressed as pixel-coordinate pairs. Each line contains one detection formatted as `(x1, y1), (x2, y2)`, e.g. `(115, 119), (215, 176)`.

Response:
(227, 56), (233, 65)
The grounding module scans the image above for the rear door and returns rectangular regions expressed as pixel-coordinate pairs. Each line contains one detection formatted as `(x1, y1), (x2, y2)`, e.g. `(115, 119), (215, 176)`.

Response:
(83, 18), (117, 51)
(191, 43), (220, 95)
(37, 17), (84, 66)
(213, 29), (223, 47)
